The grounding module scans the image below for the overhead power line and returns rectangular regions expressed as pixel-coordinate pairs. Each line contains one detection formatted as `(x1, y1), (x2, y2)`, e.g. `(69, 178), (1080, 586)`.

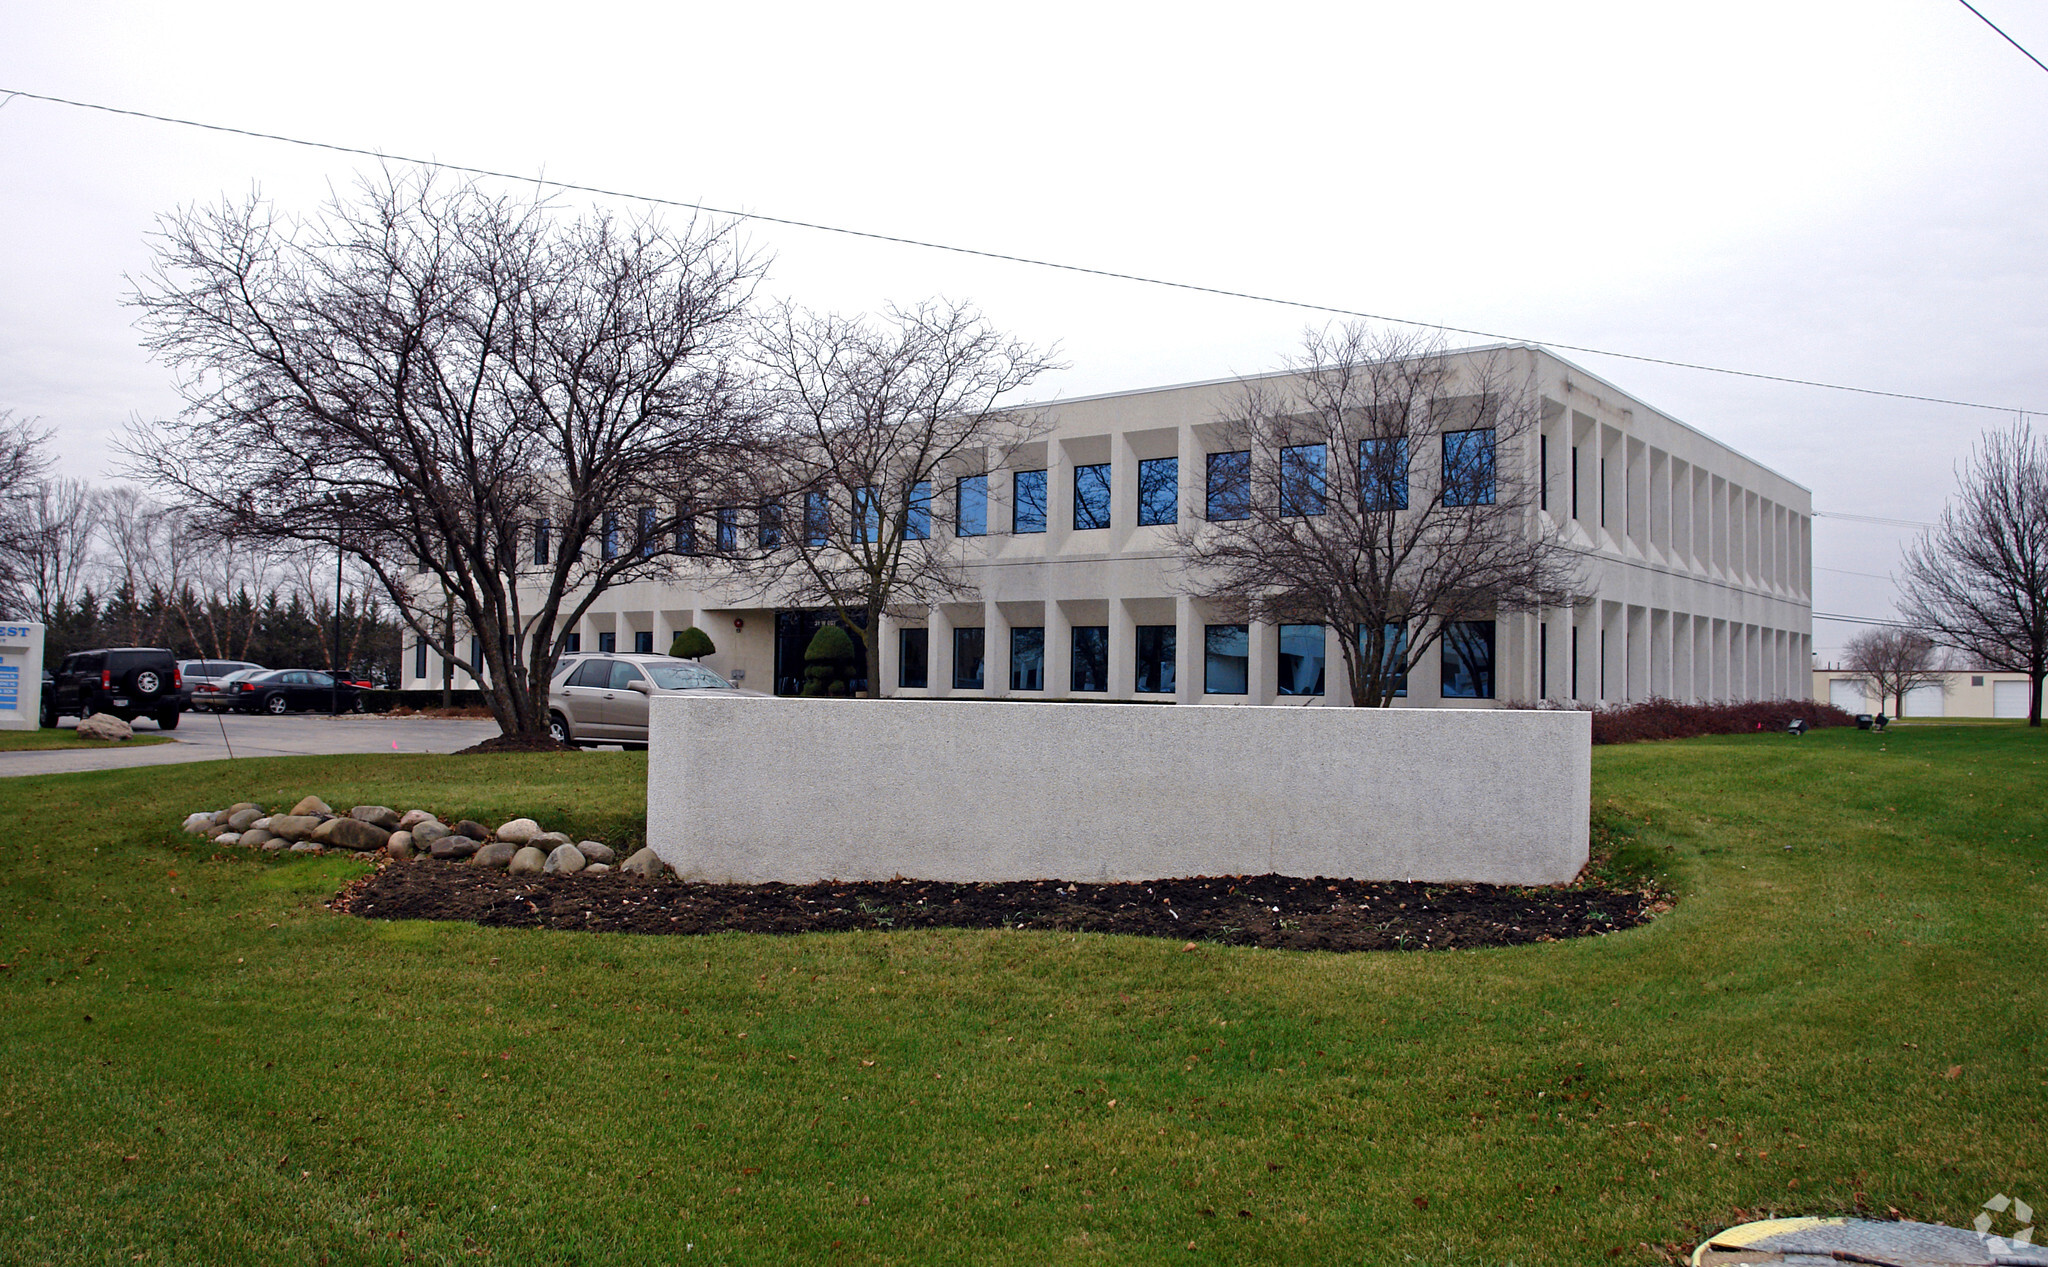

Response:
(1813, 612), (1916, 628)
(1813, 510), (1938, 529)
(1955, 0), (2048, 77)
(1, 85), (2042, 418)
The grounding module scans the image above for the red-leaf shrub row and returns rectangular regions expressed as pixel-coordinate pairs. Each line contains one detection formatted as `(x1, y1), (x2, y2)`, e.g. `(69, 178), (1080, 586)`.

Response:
(1509, 698), (1859, 745)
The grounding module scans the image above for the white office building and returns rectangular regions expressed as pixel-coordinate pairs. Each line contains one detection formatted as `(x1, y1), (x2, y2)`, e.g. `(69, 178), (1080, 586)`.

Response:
(412, 344), (1812, 708)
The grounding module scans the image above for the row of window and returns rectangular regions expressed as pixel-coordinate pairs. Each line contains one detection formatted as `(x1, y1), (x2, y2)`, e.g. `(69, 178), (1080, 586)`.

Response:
(533, 431), (1499, 564)
(896, 619), (1496, 699)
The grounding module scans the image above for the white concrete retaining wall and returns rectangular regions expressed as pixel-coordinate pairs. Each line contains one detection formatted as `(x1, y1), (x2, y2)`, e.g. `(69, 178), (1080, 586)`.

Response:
(648, 697), (1590, 885)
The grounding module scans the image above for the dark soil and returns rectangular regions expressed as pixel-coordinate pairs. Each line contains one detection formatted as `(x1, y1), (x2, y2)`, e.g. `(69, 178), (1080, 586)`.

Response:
(450, 732), (572, 754)
(334, 864), (1659, 952)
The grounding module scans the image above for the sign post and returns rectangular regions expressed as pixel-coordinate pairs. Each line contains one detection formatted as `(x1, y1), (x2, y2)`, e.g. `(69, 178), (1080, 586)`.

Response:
(0, 622), (47, 731)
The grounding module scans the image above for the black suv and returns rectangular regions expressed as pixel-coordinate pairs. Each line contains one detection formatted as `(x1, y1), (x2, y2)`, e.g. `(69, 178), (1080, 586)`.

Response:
(41, 648), (189, 730)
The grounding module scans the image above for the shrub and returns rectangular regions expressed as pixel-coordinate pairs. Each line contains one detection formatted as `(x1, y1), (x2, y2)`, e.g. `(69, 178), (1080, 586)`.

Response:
(1582, 698), (1858, 745)
(802, 624), (859, 697)
(668, 627), (716, 660)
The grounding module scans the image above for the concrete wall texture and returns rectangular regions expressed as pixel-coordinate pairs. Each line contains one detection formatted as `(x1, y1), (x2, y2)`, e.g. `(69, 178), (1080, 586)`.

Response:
(647, 696), (1591, 886)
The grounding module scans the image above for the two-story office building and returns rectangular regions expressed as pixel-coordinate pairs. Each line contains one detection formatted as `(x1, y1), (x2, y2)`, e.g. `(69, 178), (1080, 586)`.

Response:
(412, 344), (1813, 707)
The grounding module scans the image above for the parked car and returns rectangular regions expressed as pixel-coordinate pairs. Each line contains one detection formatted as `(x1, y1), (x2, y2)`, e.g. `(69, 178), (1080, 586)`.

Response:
(41, 647), (189, 729)
(229, 669), (368, 715)
(547, 654), (763, 749)
(193, 667), (267, 712)
(182, 659), (267, 711)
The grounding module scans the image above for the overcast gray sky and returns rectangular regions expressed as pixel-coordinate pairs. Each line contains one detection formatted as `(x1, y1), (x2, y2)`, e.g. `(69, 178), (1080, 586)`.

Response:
(5, 1), (2045, 659)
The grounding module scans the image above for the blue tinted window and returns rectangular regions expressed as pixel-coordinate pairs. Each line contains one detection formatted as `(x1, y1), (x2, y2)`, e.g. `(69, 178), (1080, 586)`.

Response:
(1441, 619), (1495, 698)
(1073, 463), (1111, 530)
(563, 632), (580, 653)
(414, 641), (428, 680)
(1277, 624), (1325, 695)
(1361, 437), (1409, 511)
(758, 502), (783, 549)
(804, 492), (830, 547)
(956, 475), (988, 536)
(676, 508), (696, 554)
(634, 631), (653, 654)
(1443, 429), (1496, 507)
(899, 627), (928, 688)
(716, 507), (738, 552)
(953, 626), (985, 690)
(1135, 625), (1176, 693)
(1204, 624), (1249, 694)
(1071, 625), (1109, 691)
(1206, 451), (1250, 521)
(1010, 627), (1044, 690)
(640, 506), (658, 556)
(533, 519), (551, 566)
(854, 486), (881, 544)
(1279, 444), (1326, 516)
(601, 511), (619, 559)
(1137, 457), (1178, 526)
(596, 632), (615, 654)
(1356, 623), (1408, 699)
(1014, 470), (1047, 533)
(905, 481), (931, 541)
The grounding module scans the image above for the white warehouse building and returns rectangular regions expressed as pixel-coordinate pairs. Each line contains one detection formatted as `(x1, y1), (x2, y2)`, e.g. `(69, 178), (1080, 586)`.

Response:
(413, 345), (1812, 708)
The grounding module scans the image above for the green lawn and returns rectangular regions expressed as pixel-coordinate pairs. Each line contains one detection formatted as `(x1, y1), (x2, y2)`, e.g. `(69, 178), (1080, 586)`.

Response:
(0, 729), (175, 751)
(1, 729), (2043, 1266)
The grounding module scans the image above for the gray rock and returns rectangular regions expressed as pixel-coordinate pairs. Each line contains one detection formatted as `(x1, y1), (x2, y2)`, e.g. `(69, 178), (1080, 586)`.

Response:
(396, 809), (438, 830)
(76, 713), (133, 742)
(429, 836), (479, 860)
(454, 820), (491, 841)
(289, 840), (323, 853)
(181, 812), (216, 835)
(385, 832), (413, 860)
(495, 818), (543, 845)
(240, 828), (275, 848)
(472, 841), (518, 869)
(349, 805), (402, 831)
(544, 844), (586, 875)
(576, 840), (616, 865)
(530, 831), (573, 851)
(411, 819), (451, 845)
(216, 832), (241, 846)
(290, 795), (332, 818)
(620, 848), (666, 878)
(227, 802), (262, 817)
(583, 862), (612, 875)
(250, 816), (273, 831)
(211, 809), (234, 827)
(312, 818), (391, 852)
(265, 815), (323, 842)
(262, 838), (290, 853)
(507, 846), (547, 876)
(227, 807), (265, 831)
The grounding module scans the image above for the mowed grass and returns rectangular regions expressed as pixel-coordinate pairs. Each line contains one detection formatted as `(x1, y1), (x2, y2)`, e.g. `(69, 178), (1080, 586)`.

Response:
(1, 730), (2044, 1266)
(0, 730), (174, 751)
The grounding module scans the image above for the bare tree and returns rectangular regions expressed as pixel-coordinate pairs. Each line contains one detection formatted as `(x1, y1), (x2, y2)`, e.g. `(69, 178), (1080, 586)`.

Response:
(11, 475), (102, 623)
(1841, 627), (1946, 717)
(741, 300), (1061, 695)
(0, 411), (54, 616)
(124, 169), (765, 738)
(1899, 422), (2048, 726)
(1172, 325), (1583, 706)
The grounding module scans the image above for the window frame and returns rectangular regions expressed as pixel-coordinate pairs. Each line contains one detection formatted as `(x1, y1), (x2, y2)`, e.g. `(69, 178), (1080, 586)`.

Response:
(904, 480), (932, 541)
(1134, 624), (1176, 694)
(952, 626), (985, 690)
(1072, 462), (1112, 530)
(1440, 619), (1496, 699)
(1136, 456), (1178, 526)
(1013, 469), (1048, 534)
(956, 474), (988, 537)
(1205, 450), (1251, 521)
(898, 627), (929, 689)
(1278, 443), (1327, 517)
(1442, 428), (1497, 508)
(1360, 436), (1410, 511)
(1009, 626), (1045, 691)
(1070, 625), (1109, 692)
(1203, 624), (1249, 695)
(1276, 623), (1326, 696)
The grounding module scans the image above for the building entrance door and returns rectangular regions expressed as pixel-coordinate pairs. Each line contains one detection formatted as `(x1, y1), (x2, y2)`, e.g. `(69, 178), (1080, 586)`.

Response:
(774, 610), (870, 696)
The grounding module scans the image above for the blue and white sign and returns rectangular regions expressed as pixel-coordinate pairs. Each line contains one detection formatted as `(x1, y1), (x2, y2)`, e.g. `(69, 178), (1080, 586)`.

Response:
(0, 621), (46, 731)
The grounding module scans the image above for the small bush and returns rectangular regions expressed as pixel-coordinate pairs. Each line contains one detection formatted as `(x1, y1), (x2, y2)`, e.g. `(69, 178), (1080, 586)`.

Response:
(668, 627), (716, 660)
(1580, 697), (1858, 745)
(802, 624), (860, 697)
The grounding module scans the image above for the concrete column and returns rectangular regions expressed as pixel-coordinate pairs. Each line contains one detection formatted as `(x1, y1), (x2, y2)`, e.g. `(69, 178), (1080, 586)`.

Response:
(1046, 602), (1072, 699)
(930, 606), (955, 696)
(877, 611), (899, 697)
(984, 599), (1010, 697)
(1247, 621), (1277, 705)
(1175, 597), (1202, 705)
(1109, 598), (1136, 697)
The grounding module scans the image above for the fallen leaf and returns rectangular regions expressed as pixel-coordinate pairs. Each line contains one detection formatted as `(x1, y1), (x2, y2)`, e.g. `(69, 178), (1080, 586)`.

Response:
(1413, 1196), (1429, 1210)
(1182, 943), (1199, 952)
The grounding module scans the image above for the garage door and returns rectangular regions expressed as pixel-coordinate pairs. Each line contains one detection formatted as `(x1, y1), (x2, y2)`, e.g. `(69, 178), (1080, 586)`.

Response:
(1994, 680), (2032, 719)
(1900, 683), (1945, 717)
(1829, 678), (1871, 712)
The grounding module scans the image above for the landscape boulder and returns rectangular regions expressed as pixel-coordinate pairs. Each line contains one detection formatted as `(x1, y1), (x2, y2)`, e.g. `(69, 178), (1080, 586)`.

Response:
(495, 818), (542, 845)
(429, 836), (480, 861)
(265, 815), (323, 842)
(349, 806), (402, 831)
(454, 820), (491, 841)
(583, 862), (613, 875)
(262, 838), (289, 853)
(621, 848), (666, 878)
(181, 812), (215, 835)
(385, 832), (413, 860)
(397, 809), (439, 830)
(530, 831), (572, 851)
(577, 841), (616, 865)
(544, 844), (587, 875)
(507, 846), (547, 876)
(472, 842), (517, 869)
(240, 828), (275, 848)
(411, 819), (451, 845)
(312, 818), (391, 852)
(290, 796), (333, 818)
(289, 840), (322, 853)
(227, 802), (261, 817)
(227, 807), (265, 831)
(77, 713), (133, 742)
(217, 832), (241, 846)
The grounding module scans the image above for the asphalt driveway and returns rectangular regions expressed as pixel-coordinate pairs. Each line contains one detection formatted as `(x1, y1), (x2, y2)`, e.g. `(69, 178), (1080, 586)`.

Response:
(0, 713), (505, 778)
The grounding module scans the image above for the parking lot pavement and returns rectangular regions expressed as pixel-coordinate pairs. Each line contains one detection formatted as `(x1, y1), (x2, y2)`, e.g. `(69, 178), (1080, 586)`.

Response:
(0, 713), (505, 778)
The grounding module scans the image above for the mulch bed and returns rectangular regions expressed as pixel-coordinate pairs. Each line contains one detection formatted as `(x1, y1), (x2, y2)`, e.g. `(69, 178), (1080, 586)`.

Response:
(333, 864), (1659, 952)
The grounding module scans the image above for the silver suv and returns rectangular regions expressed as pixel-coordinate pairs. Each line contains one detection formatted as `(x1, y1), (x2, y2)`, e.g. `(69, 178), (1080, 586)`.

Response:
(547, 653), (763, 749)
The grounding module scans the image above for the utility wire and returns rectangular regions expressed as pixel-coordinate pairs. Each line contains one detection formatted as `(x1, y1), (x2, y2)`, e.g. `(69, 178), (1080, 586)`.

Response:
(1813, 510), (1938, 529)
(1955, 0), (2048, 76)
(1, 85), (2041, 418)
(1813, 611), (1916, 628)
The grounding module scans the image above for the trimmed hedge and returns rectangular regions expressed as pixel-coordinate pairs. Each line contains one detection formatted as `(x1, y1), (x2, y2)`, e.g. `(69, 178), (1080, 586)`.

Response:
(1584, 697), (1858, 745)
